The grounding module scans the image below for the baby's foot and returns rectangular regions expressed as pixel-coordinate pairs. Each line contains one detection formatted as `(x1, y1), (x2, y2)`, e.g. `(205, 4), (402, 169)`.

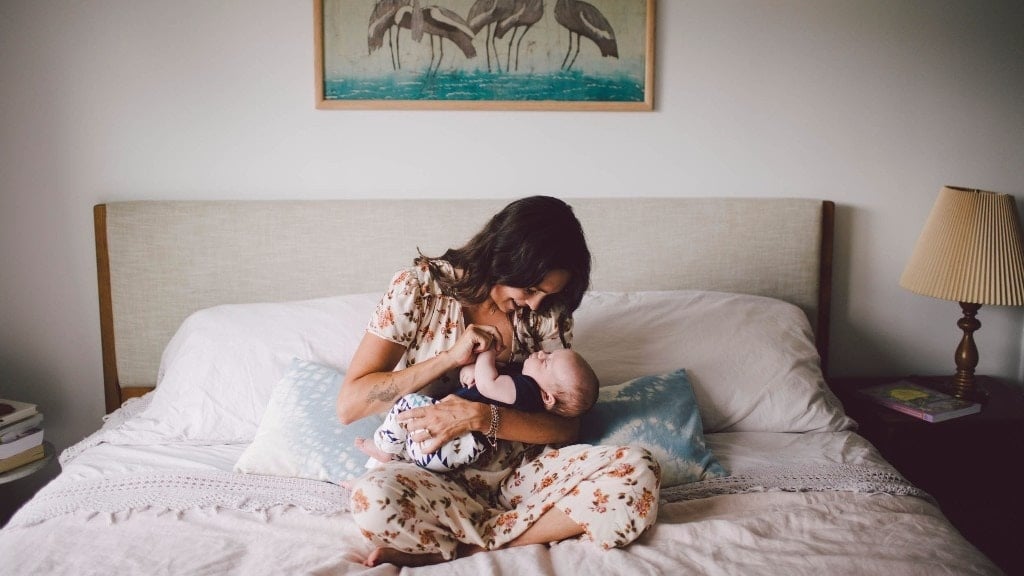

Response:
(355, 437), (394, 463)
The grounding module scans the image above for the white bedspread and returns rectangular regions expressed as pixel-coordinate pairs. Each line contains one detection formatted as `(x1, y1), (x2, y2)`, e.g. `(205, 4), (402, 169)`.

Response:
(2, 488), (994, 576)
(0, 408), (1002, 575)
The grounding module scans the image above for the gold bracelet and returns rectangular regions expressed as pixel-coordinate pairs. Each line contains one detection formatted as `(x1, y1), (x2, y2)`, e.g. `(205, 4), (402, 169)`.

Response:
(486, 404), (500, 447)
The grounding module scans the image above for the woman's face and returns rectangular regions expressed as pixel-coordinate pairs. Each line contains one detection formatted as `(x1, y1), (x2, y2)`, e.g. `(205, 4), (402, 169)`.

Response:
(490, 269), (570, 313)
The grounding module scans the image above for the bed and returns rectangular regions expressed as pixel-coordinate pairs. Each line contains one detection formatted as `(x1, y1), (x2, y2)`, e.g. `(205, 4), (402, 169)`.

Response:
(0, 198), (1001, 575)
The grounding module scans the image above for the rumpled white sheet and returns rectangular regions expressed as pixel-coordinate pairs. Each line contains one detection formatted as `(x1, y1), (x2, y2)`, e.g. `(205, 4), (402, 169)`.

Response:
(0, 417), (1002, 575)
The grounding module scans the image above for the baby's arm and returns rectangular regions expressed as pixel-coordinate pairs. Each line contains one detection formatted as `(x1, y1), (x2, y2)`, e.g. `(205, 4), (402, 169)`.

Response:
(470, 348), (517, 404)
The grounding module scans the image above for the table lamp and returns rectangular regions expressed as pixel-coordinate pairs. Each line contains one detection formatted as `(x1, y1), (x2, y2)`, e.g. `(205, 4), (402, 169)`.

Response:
(899, 186), (1024, 400)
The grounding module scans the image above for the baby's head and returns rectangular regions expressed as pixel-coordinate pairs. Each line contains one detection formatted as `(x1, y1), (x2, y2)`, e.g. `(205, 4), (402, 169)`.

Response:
(523, 349), (599, 418)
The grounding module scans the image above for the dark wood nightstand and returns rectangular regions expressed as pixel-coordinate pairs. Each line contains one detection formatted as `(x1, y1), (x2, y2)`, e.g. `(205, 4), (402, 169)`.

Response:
(0, 441), (56, 527)
(830, 375), (1024, 576)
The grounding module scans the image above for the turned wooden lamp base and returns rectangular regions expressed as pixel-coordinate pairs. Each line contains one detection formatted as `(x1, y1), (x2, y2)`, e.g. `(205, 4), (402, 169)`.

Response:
(947, 302), (989, 402)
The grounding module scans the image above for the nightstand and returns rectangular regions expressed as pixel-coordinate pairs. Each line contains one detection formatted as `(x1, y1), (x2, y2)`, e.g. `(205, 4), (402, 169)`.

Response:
(0, 441), (55, 527)
(830, 376), (1024, 576)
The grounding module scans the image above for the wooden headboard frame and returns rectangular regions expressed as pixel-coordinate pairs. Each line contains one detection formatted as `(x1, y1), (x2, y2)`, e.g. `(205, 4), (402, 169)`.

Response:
(95, 198), (834, 414)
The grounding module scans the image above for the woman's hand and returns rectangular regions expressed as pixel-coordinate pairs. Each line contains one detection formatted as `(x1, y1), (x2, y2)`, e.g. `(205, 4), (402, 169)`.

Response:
(446, 323), (504, 367)
(396, 395), (489, 453)
(397, 395), (580, 449)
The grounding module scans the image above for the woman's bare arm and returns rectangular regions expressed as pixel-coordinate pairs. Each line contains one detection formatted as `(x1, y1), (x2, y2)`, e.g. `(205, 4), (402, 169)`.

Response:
(492, 404), (580, 444)
(336, 334), (453, 423)
(337, 324), (503, 424)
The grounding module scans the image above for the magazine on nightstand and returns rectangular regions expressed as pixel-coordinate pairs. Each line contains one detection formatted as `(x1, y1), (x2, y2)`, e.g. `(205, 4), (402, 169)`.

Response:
(858, 380), (981, 423)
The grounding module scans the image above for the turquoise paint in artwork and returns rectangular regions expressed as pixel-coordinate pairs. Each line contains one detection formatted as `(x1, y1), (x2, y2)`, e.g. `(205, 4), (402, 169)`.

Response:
(325, 70), (644, 102)
(320, 0), (651, 106)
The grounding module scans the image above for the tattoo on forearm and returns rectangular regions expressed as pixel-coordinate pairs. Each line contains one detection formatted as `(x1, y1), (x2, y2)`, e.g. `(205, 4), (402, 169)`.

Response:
(367, 376), (398, 403)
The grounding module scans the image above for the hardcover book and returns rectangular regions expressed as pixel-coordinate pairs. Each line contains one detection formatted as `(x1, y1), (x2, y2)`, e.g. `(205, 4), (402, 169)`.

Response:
(0, 442), (45, 474)
(0, 399), (38, 427)
(0, 413), (44, 443)
(0, 428), (44, 460)
(858, 380), (981, 423)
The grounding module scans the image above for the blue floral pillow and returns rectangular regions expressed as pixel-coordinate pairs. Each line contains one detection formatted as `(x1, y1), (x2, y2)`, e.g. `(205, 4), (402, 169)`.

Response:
(234, 358), (383, 484)
(580, 369), (726, 487)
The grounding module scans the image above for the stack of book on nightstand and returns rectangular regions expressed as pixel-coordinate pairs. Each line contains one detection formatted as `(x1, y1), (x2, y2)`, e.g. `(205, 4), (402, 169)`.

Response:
(0, 399), (45, 473)
(858, 380), (982, 423)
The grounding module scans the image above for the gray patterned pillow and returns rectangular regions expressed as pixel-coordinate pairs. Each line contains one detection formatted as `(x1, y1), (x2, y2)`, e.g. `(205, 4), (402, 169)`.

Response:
(234, 358), (383, 484)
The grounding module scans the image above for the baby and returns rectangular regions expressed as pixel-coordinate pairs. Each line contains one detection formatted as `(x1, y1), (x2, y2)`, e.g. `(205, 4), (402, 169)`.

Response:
(356, 347), (599, 472)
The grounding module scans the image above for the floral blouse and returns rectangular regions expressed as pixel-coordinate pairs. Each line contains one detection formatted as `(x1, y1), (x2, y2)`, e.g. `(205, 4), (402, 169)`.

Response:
(367, 259), (573, 397)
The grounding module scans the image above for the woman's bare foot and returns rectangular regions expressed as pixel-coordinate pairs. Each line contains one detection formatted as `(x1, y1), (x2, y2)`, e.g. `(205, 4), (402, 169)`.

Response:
(363, 543), (486, 567)
(354, 437), (393, 463)
(364, 547), (445, 567)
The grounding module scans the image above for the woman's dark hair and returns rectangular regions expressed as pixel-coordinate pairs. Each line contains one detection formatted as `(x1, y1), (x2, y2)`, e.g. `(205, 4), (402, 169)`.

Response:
(419, 196), (592, 313)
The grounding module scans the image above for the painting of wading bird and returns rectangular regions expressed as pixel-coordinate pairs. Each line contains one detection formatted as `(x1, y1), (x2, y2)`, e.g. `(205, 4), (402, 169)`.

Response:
(468, 0), (545, 73)
(398, 3), (477, 75)
(317, 0), (654, 110)
(494, 0), (545, 72)
(467, 0), (514, 73)
(368, 0), (477, 75)
(554, 0), (617, 71)
(367, 0), (411, 70)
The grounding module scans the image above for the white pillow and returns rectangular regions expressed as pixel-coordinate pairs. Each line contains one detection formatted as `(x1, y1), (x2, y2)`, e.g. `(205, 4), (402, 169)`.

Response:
(128, 289), (850, 443)
(127, 293), (380, 443)
(572, 290), (854, 434)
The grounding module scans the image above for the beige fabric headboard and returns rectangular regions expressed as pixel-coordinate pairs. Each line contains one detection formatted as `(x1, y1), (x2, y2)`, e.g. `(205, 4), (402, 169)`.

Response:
(95, 198), (834, 413)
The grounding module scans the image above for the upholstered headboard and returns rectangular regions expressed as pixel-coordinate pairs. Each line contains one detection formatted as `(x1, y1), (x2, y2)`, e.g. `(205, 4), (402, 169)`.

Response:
(95, 198), (834, 413)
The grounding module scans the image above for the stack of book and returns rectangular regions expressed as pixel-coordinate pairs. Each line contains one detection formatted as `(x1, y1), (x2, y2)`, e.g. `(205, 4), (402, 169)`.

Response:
(0, 399), (45, 474)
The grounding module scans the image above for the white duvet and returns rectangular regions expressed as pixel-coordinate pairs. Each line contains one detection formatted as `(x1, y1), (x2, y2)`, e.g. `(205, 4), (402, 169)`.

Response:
(0, 421), (1001, 575)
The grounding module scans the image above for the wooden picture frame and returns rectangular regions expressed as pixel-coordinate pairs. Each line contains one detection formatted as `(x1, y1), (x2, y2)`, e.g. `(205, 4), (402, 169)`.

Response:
(314, 0), (655, 110)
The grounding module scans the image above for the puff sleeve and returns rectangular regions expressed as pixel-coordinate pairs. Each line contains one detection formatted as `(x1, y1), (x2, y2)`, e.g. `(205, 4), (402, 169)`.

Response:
(367, 267), (423, 347)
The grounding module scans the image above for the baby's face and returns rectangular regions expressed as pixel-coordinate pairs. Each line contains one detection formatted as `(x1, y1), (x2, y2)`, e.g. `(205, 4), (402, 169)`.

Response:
(522, 349), (575, 390)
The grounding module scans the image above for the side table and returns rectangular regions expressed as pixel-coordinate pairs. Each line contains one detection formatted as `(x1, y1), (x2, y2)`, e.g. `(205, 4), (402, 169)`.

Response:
(829, 375), (1024, 576)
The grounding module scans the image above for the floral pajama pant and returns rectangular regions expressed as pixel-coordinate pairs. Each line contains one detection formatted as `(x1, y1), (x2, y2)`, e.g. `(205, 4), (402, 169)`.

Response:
(349, 442), (661, 559)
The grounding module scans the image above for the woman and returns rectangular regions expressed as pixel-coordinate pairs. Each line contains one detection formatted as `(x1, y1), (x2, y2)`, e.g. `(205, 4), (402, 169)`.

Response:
(337, 196), (661, 567)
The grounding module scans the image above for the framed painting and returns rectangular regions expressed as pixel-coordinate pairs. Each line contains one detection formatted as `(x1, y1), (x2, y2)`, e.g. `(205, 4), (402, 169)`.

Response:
(314, 0), (655, 110)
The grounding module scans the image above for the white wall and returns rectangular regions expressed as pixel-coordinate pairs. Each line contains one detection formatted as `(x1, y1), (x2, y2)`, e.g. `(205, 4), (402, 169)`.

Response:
(1, 0), (1022, 478)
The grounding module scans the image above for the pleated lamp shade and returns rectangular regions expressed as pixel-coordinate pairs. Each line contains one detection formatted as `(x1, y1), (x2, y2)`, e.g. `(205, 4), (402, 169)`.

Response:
(900, 186), (1024, 306)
